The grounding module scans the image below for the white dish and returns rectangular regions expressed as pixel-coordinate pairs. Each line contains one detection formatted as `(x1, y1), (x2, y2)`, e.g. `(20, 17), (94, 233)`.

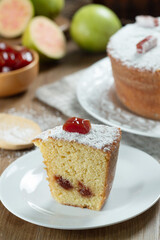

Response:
(77, 58), (160, 138)
(0, 145), (160, 230)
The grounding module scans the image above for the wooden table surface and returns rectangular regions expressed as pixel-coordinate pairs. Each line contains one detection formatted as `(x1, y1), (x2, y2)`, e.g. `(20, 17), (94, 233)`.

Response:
(0, 41), (159, 240)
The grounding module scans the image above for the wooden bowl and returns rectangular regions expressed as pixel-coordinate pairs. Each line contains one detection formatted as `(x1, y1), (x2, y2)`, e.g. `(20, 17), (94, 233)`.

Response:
(0, 48), (39, 97)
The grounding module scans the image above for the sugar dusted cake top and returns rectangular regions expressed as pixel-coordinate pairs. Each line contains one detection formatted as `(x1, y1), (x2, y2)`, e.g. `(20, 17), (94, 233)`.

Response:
(107, 20), (160, 71)
(34, 124), (121, 152)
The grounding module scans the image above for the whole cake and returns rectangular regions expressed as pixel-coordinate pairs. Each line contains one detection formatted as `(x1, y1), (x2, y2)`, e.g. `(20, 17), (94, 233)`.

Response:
(107, 16), (160, 120)
(33, 117), (121, 211)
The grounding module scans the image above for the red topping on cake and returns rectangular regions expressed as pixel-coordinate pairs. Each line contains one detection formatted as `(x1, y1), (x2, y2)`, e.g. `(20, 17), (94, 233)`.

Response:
(54, 175), (73, 190)
(136, 35), (157, 54)
(63, 117), (91, 134)
(136, 15), (159, 28)
(78, 181), (92, 197)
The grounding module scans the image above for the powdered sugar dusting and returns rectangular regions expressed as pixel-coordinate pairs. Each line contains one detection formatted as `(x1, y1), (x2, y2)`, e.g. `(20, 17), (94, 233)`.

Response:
(6, 104), (64, 130)
(35, 124), (121, 152)
(0, 104), (64, 165)
(107, 21), (160, 71)
(0, 125), (36, 144)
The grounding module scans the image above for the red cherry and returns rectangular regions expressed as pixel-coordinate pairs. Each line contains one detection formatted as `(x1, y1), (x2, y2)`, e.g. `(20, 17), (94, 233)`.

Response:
(14, 49), (33, 69)
(20, 49), (33, 66)
(2, 51), (16, 67)
(0, 43), (33, 72)
(63, 117), (91, 134)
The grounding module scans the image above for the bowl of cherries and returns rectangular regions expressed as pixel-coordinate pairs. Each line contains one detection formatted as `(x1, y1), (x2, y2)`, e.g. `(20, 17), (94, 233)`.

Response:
(0, 42), (39, 97)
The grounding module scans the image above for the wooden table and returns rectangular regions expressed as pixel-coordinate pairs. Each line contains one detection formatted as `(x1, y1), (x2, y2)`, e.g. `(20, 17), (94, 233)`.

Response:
(0, 41), (159, 240)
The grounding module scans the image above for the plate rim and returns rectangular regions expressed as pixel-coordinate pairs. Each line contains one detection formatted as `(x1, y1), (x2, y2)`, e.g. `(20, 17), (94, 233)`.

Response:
(0, 145), (160, 230)
(76, 58), (160, 138)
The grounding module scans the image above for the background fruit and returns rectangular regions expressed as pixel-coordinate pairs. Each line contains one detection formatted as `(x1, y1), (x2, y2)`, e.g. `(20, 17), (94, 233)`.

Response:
(0, 0), (34, 38)
(70, 4), (121, 52)
(31, 0), (64, 18)
(22, 16), (66, 60)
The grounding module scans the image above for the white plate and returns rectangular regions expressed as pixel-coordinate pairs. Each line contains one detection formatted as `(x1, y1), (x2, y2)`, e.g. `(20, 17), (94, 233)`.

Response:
(77, 58), (160, 138)
(0, 145), (160, 230)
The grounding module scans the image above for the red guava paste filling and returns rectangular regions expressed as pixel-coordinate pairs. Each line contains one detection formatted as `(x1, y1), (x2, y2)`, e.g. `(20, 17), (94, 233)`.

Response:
(78, 181), (92, 197)
(54, 175), (73, 190)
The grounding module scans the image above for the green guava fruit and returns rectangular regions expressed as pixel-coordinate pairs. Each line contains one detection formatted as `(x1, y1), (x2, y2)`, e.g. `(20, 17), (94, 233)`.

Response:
(31, 0), (64, 18)
(70, 4), (121, 52)
(0, 0), (34, 38)
(22, 16), (66, 60)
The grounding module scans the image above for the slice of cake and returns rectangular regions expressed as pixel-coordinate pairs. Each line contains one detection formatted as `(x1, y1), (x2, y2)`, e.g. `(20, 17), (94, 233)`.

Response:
(33, 117), (121, 211)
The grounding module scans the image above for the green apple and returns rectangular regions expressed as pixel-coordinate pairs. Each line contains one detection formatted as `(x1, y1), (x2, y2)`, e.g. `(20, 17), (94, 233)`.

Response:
(70, 4), (121, 52)
(31, 0), (64, 18)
